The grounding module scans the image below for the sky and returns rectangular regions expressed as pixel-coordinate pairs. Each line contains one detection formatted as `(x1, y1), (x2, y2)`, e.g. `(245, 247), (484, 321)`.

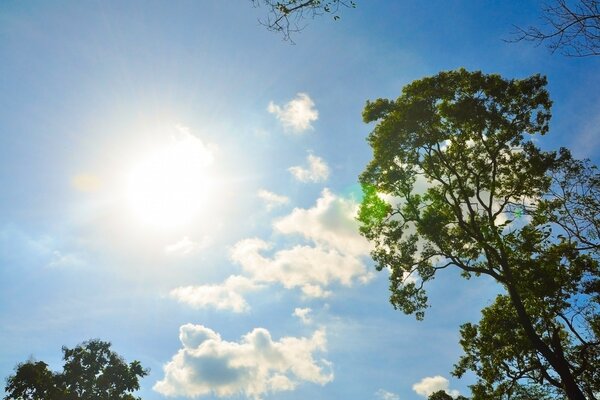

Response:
(0, 1), (599, 400)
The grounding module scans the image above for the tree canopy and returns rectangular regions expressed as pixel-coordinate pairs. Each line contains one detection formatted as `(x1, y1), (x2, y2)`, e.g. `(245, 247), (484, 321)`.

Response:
(4, 339), (148, 400)
(428, 390), (470, 400)
(358, 69), (599, 400)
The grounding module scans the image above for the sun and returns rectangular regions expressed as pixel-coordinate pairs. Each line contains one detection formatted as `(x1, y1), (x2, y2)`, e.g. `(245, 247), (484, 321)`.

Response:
(125, 132), (215, 230)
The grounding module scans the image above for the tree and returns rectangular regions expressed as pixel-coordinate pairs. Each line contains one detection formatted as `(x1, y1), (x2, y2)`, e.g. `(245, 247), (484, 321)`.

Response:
(513, 0), (600, 56)
(4, 339), (148, 400)
(4, 361), (60, 400)
(252, 0), (356, 41)
(428, 390), (470, 400)
(358, 69), (599, 399)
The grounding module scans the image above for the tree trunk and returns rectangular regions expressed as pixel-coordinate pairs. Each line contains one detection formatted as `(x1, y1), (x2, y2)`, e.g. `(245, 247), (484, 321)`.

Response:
(505, 284), (587, 400)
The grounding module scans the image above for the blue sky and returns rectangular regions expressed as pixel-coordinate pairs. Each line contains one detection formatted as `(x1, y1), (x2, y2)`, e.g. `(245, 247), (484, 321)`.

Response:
(0, 1), (599, 399)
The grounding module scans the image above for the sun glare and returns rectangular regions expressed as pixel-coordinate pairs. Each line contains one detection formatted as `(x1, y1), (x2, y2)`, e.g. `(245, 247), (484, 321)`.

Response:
(125, 131), (215, 230)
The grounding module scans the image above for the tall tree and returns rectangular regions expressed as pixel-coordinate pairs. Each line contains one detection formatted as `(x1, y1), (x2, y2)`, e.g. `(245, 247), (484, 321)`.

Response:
(252, 0), (356, 41)
(513, 0), (600, 57)
(4, 339), (148, 400)
(358, 69), (599, 399)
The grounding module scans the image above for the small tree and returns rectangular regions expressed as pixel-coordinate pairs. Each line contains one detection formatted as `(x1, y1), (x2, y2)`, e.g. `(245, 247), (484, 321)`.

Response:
(4, 339), (148, 400)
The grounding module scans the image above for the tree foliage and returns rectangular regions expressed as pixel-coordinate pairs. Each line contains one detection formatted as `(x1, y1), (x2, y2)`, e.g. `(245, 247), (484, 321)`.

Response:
(513, 0), (600, 56)
(358, 69), (599, 400)
(4, 339), (148, 400)
(428, 390), (470, 400)
(252, 0), (356, 41)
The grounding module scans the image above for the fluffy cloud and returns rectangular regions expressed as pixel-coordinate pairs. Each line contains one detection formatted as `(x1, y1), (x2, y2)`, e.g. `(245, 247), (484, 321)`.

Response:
(376, 389), (400, 400)
(293, 307), (312, 324)
(267, 93), (318, 133)
(257, 189), (290, 210)
(231, 190), (372, 298)
(274, 188), (371, 257)
(154, 324), (333, 399)
(171, 190), (373, 312)
(288, 154), (330, 183)
(412, 376), (459, 398)
(170, 275), (263, 313)
(231, 238), (369, 298)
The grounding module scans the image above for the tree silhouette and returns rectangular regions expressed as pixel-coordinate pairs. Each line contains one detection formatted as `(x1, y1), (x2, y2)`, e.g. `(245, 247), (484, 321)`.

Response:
(512, 0), (600, 56)
(252, 0), (356, 42)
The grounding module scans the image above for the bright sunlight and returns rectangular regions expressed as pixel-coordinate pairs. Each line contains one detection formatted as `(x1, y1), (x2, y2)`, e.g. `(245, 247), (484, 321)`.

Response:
(125, 129), (215, 230)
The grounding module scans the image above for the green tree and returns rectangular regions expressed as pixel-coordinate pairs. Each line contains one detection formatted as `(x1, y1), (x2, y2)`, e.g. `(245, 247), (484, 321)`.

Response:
(358, 69), (599, 400)
(4, 361), (60, 400)
(4, 339), (148, 400)
(428, 390), (470, 400)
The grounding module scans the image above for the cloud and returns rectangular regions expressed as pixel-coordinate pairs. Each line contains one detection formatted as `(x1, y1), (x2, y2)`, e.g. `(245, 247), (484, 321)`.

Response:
(47, 250), (85, 268)
(173, 190), (373, 312)
(267, 93), (318, 133)
(376, 389), (400, 400)
(231, 239), (369, 298)
(412, 376), (459, 398)
(0, 225), (85, 269)
(154, 324), (333, 399)
(274, 188), (371, 257)
(289, 154), (330, 183)
(164, 236), (210, 256)
(293, 307), (312, 324)
(170, 275), (263, 313)
(257, 189), (290, 210)
(230, 190), (373, 299)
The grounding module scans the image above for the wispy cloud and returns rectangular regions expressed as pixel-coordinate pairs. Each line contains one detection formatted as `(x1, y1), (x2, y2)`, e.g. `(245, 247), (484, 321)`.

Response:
(375, 389), (400, 400)
(257, 189), (290, 210)
(170, 275), (263, 313)
(289, 154), (330, 183)
(47, 250), (85, 269)
(164, 236), (210, 256)
(412, 376), (459, 398)
(154, 324), (333, 399)
(267, 93), (318, 133)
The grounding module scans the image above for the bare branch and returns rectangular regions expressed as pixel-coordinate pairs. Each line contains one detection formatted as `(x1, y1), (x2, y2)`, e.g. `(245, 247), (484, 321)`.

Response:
(511, 0), (600, 57)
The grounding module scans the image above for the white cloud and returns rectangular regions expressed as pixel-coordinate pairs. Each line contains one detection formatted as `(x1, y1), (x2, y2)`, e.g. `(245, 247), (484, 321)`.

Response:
(230, 190), (373, 299)
(293, 307), (312, 324)
(154, 324), (333, 399)
(376, 389), (400, 400)
(170, 275), (263, 313)
(164, 236), (210, 256)
(288, 154), (330, 183)
(274, 188), (371, 257)
(412, 376), (459, 398)
(175, 190), (373, 312)
(231, 239), (368, 298)
(267, 93), (318, 133)
(258, 189), (290, 210)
